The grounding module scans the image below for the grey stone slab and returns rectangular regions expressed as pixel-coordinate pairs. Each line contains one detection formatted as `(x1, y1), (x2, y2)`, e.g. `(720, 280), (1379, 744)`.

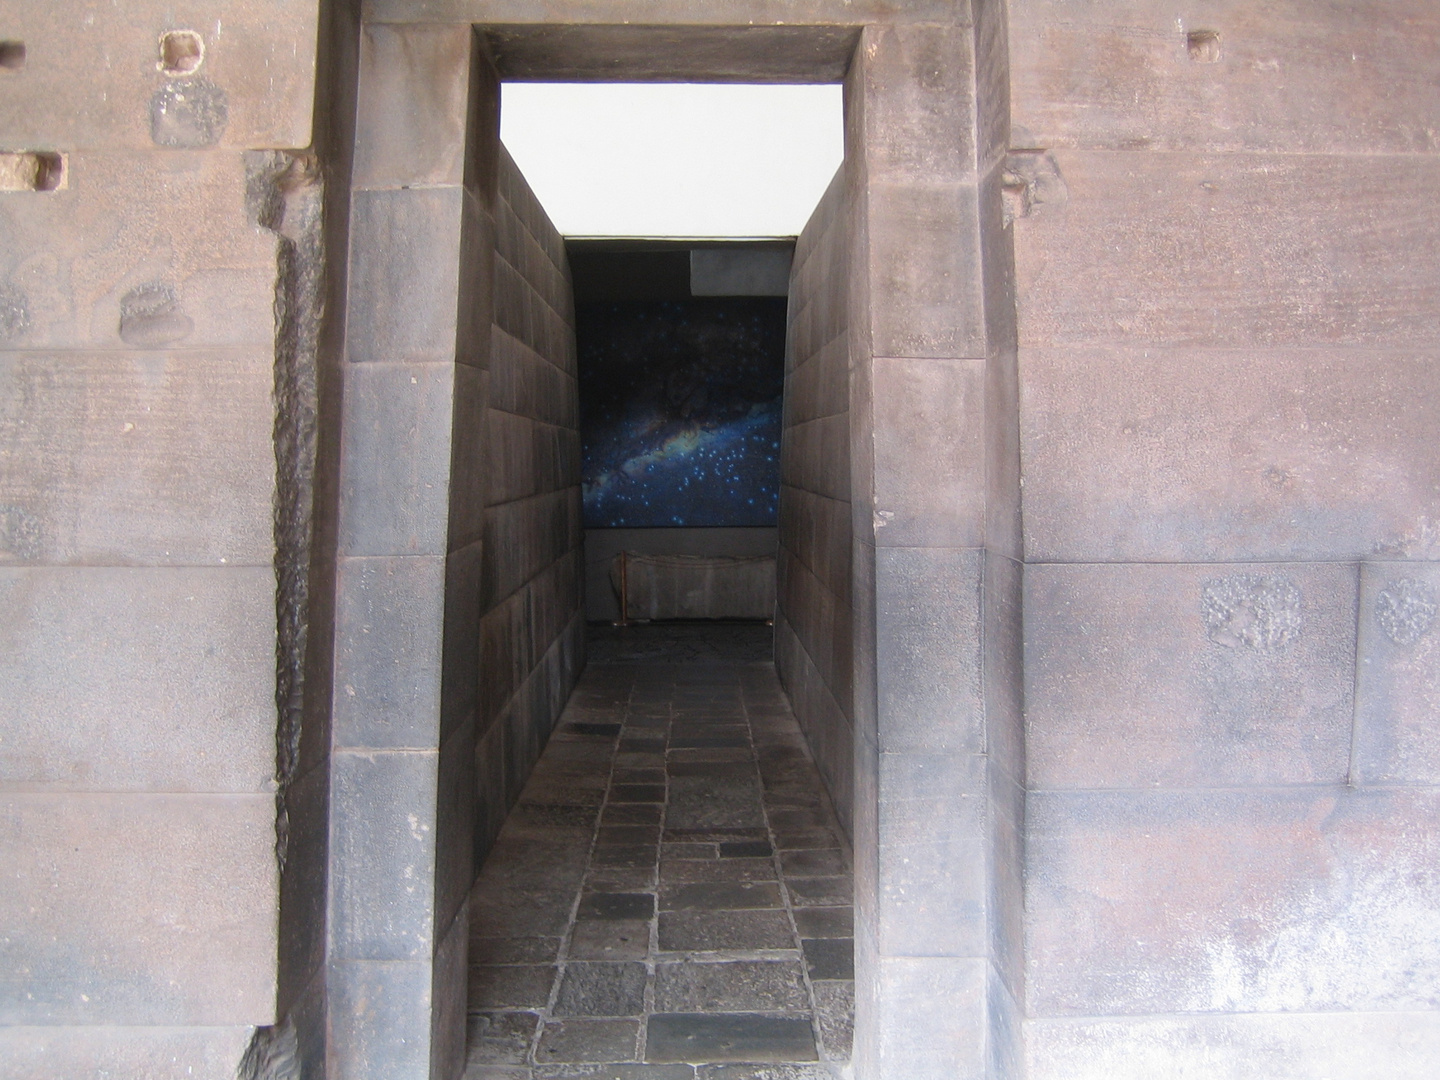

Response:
(332, 555), (445, 749)
(0, 792), (274, 1025)
(661, 859), (776, 886)
(471, 938), (564, 965)
(347, 186), (464, 363)
(666, 775), (766, 831)
(535, 1067), (692, 1080)
(784, 879), (852, 908)
(0, 351), (273, 565)
(779, 850), (847, 878)
(869, 955), (987, 1080)
(554, 962), (648, 1017)
(1025, 562), (1359, 788)
(1026, 786), (1440, 1016)
(720, 841), (773, 859)
(661, 883), (784, 912)
(800, 940), (853, 981)
(658, 910), (796, 953)
(1020, 347), (1440, 562)
(0, 567), (273, 792)
(354, 24), (475, 189)
(698, 1066), (832, 1080)
(605, 805), (664, 827)
(611, 784), (666, 803)
(330, 959), (435, 1077)
(1014, 151), (1440, 349)
(468, 1011), (541, 1065)
(330, 750), (438, 961)
(791, 908), (851, 940)
(646, 1014), (817, 1064)
(859, 22), (977, 183)
(535, 1019), (641, 1065)
(810, 980), (854, 1063)
(570, 919), (651, 962)
(578, 893), (656, 921)
(468, 966), (558, 1010)
(337, 361), (456, 557)
(600, 825), (662, 846)
(0, 1025), (257, 1080)
(1355, 562), (1440, 783)
(593, 845), (659, 870)
(654, 961), (809, 1014)
(873, 545), (984, 753)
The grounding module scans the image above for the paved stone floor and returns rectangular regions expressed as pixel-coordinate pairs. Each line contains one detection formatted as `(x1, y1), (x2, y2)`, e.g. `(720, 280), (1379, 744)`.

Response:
(463, 625), (854, 1080)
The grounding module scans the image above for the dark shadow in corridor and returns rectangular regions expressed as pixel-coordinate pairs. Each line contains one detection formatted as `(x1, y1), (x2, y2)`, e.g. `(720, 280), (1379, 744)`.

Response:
(463, 626), (854, 1078)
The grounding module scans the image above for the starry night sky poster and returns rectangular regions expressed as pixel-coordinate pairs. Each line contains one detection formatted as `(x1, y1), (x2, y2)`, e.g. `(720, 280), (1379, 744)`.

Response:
(578, 298), (786, 528)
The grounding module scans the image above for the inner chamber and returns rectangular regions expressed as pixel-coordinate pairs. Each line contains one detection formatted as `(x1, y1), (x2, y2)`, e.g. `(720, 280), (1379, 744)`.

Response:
(459, 100), (856, 1078)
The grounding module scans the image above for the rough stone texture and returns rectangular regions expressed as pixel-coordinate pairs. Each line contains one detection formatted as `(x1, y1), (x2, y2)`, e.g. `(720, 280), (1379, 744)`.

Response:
(1021, 347), (1440, 562)
(776, 165), (853, 841)
(1354, 562), (1440, 784)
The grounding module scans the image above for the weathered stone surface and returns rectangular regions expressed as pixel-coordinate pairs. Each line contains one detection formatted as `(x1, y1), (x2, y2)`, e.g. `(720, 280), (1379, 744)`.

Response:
(1025, 787), (1440, 1016)
(365, 0), (964, 28)
(0, 1), (317, 149)
(1355, 561), (1440, 784)
(858, 22), (977, 182)
(0, 151), (274, 351)
(1021, 347), (1440, 562)
(868, 950), (987, 1080)
(1026, 1010), (1440, 1080)
(1010, 0), (1440, 154)
(0, 566), (273, 792)
(0, 350), (273, 565)
(353, 24), (475, 191)
(871, 357), (985, 547)
(0, 792), (276, 1024)
(0, 1025), (255, 1080)
(329, 958), (434, 1077)
(1015, 151), (1440, 349)
(1026, 562), (1358, 789)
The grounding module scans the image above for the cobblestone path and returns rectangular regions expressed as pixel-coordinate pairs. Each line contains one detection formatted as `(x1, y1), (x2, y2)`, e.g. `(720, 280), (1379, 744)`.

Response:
(463, 650), (854, 1080)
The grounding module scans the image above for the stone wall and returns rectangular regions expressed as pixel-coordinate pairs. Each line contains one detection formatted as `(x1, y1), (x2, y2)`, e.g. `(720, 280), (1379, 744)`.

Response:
(776, 165), (855, 837)
(1009, 2), (1440, 1075)
(0, 1), (319, 1074)
(474, 144), (585, 861)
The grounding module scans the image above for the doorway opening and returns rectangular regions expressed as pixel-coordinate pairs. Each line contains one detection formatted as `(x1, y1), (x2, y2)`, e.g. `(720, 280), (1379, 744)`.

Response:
(457, 80), (854, 1075)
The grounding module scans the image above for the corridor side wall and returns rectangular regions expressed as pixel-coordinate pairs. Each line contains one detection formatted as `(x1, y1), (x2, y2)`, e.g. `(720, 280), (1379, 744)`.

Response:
(777, 166), (855, 837)
(0, 1), (320, 1074)
(473, 146), (585, 862)
(1009, 2), (1440, 1075)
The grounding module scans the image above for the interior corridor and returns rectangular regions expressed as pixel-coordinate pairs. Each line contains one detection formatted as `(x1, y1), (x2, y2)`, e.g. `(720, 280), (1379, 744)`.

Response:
(462, 624), (854, 1079)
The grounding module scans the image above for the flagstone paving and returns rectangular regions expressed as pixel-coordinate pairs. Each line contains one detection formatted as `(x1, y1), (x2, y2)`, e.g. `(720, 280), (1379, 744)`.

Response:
(463, 636), (853, 1080)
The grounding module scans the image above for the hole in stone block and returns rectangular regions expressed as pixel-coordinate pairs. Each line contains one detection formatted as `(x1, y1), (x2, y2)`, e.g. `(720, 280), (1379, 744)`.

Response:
(0, 151), (66, 192)
(0, 41), (24, 70)
(159, 29), (204, 76)
(1187, 30), (1222, 63)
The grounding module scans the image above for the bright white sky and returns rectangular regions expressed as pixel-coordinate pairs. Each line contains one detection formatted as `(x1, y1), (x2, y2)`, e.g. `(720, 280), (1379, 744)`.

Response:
(499, 83), (845, 238)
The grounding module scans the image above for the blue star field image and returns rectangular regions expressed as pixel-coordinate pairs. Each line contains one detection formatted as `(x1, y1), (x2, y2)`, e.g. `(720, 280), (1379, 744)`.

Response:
(578, 298), (786, 528)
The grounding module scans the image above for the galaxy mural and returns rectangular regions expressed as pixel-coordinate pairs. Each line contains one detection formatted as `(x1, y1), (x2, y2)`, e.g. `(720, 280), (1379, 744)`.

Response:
(578, 298), (787, 528)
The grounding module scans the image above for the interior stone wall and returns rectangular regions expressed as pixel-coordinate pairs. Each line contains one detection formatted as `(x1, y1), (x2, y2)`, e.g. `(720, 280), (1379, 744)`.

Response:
(0, 1), (319, 1075)
(1009, 2), (1440, 1075)
(776, 165), (855, 837)
(473, 144), (586, 862)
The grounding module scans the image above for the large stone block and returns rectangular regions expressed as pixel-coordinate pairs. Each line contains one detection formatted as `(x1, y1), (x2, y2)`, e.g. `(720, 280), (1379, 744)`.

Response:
(783, 333), (848, 429)
(779, 412), (849, 503)
(874, 545), (983, 753)
(866, 180), (986, 360)
(778, 483), (850, 603)
(346, 187), (464, 365)
(1021, 347), (1440, 562)
(875, 750), (987, 957)
(0, 151), (274, 351)
(1025, 562), (1357, 789)
(1354, 561), (1440, 784)
(332, 555), (446, 751)
(0, 350), (273, 565)
(1026, 1010), (1440, 1080)
(0, 1025), (254, 1080)
(982, 551), (1024, 784)
(1009, 0), (1440, 154)
(1015, 151), (1440, 349)
(367, 0), (963, 27)
(871, 356), (985, 547)
(330, 749), (439, 962)
(0, 566), (273, 792)
(0, 792), (277, 1024)
(0, 1), (317, 149)
(858, 22), (977, 183)
(489, 326), (578, 429)
(868, 948), (988, 1080)
(353, 24), (476, 191)
(1025, 786), (1440, 1016)
(328, 958), (433, 1079)
(336, 361), (456, 558)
